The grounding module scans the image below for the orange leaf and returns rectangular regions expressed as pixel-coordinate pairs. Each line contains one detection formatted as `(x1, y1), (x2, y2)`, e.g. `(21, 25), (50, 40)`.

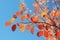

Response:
(31, 16), (38, 23)
(5, 22), (11, 26)
(27, 13), (31, 18)
(16, 12), (20, 16)
(16, 11), (23, 16)
(20, 28), (24, 32)
(37, 31), (43, 37)
(20, 16), (26, 21)
(55, 10), (60, 18)
(34, 8), (38, 14)
(44, 31), (49, 37)
(40, 9), (43, 12)
(38, 24), (44, 30)
(26, 25), (31, 30)
(17, 23), (24, 29)
(19, 24), (25, 32)
(30, 27), (34, 34)
(56, 32), (60, 37)
(20, 4), (25, 8)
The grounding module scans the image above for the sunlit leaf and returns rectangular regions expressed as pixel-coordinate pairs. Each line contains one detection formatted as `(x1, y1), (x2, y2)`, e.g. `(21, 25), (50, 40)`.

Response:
(5, 22), (11, 26)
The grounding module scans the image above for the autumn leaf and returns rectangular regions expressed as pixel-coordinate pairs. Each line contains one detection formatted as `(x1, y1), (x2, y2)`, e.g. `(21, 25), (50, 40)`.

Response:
(12, 24), (16, 32)
(30, 27), (34, 34)
(37, 31), (43, 37)
(26, 25), (31, 30)
(5, 22), (11, 26)
(44, 30), (49, 37)
(34, 8), (38, 14)
(38, 24), (44, 30)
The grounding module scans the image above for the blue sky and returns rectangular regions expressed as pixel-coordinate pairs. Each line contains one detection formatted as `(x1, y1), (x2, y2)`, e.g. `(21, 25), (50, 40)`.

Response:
(0, 0), (57, 40)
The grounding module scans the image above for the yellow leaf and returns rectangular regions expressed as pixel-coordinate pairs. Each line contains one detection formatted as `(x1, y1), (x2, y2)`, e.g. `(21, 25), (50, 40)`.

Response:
(41, 11), (47, 16)
(20, 28), (24, 32)
(10, 18), (15, 23)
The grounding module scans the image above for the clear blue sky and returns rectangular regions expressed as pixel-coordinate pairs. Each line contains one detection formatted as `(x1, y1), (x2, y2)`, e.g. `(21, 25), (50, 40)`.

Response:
(0, 0), (56, 40)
